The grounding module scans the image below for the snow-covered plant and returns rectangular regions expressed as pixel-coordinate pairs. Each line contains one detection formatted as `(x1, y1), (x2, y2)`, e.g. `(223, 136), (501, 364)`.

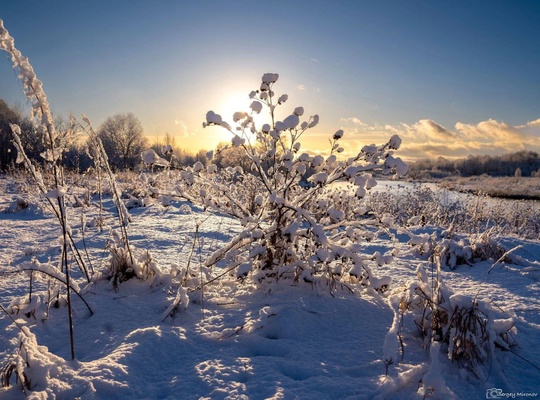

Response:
(1, 327), (34, 392)
(437, 229), (508, 270)
(385, 245), (517, 389)
(105, 231), (162, 290)
(396, 225), (509, 272)
(161, 220), (208, 320)
(79, 116), (131, 227)
(6, 197), (30, 213)
(141, 148), (170, 171)
(175, 73), (407, 292)
(366, 184), (465, 228)
(76, 116), (143, 285)
(6, 258), (93, 323)
(85, 129), (107, 225)
(0, 325), (82, 395)
(0, 19), (91, 359)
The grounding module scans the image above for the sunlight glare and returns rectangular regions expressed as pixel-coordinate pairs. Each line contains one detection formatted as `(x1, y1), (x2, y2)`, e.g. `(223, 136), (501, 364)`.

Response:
(217, 91), (270, 133)
(218, 91), (251, 122)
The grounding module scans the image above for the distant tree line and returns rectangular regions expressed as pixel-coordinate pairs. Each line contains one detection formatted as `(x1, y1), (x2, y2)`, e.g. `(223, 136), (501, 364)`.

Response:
(409, 151), (540, 178)
(0, 99), (208, 172)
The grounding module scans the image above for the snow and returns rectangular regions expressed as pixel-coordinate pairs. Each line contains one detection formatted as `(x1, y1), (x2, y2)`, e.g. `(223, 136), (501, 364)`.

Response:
(205, 111), (231, 130)
(44, 186), (67, 199)
(0, 177), (539, 399)
(261, 73), (279, 84)
(233, 111), (248, 122)
(140, 149), (169, 167)
(333, 129), (344, 140)
(282, 114), (300, 130)
(307, 114), (319, 128)
(309, 171), (328, 185)
(388, 135), (402, 150)
(311, 155), (324, 167)
(249, 101), (262, 114)
(231, 135), (245, 147)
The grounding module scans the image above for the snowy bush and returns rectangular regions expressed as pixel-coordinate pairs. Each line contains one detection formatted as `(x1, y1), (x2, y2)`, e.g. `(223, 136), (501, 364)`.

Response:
(437, 229), (507, 270)
(105, 230), (163, 290)
(5, 197), (31, 213)
(0, 326), (92, 396)
(174, 73), (407, 293)
(385, 256), (517, 394)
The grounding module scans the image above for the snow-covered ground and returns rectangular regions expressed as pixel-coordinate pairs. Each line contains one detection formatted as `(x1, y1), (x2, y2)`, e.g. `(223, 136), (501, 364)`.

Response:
(0, 176), (539, 399)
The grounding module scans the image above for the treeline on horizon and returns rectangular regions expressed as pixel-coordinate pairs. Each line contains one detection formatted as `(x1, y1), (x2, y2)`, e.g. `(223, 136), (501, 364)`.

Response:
(409, 151), (540, 179)
(2, 98), (539, 178)
(0, 99), (210, 172)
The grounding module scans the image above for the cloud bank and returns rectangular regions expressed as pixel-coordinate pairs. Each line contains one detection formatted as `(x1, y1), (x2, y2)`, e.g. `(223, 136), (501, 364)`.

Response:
(338, 117), (540, 160)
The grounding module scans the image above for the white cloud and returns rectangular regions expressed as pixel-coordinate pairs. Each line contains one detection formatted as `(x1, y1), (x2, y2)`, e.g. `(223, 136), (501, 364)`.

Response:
(455, 119), (525, 144)
(333, 116), (540, 160)
(174, 119), (191, 136)
(297, 84), (305, 91)
(414, 119), (456, 140)
(524, 118), (540, 127)
(340, 117), (367, 127)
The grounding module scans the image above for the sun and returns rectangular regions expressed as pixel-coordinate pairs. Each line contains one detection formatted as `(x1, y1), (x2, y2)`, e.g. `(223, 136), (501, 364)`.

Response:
(206, 85), (275, 150)
(218, 91), (272, 131)
(218, 91), (252, 122)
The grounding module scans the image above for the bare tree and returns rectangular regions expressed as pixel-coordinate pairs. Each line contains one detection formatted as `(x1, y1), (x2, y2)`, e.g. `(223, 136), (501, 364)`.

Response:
(96, 113), (148, 170)
(0, 99), (52, 170)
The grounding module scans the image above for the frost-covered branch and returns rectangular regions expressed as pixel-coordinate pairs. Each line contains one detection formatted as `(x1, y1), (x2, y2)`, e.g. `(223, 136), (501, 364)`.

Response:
(171, 73), (408, 291)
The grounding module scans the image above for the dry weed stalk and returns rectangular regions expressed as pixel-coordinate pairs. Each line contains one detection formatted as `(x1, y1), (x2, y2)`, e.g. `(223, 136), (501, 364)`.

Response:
(0, 19), (91, 359)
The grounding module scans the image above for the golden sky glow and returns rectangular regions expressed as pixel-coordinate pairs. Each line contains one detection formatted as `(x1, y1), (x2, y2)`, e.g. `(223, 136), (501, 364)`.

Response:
(1, 1), (540, 160)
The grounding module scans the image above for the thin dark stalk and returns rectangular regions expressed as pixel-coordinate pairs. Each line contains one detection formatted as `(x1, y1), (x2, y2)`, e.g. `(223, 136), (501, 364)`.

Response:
(506, 348), (540, 371)
(31, 81), (77, 359)
(67, 230), (91, 282)
(28, 271), (32, 303)
(20, 268), (94, 316)
(61, 238), (75, 359)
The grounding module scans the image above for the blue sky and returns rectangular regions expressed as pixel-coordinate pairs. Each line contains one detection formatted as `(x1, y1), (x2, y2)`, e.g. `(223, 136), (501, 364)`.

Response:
(1, 0), (540, 160)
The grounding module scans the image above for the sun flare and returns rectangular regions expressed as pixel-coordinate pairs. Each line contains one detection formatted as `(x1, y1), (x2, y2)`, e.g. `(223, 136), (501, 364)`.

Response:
(218, 92), (252, 123)
(215, 91), (271, 139)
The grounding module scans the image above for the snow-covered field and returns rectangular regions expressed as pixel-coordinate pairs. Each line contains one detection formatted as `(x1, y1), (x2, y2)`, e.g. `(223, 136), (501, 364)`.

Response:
(1, 175), (539, 400)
